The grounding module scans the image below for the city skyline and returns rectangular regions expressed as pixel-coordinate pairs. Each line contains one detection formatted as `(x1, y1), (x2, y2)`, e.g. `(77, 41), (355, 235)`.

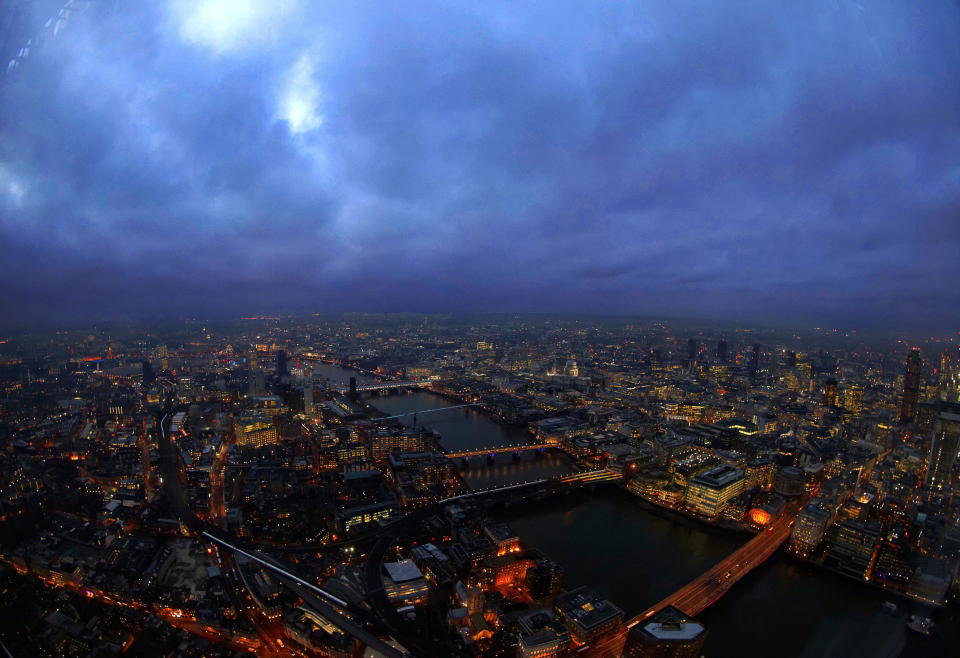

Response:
(1, 314), (958, 656)
(2, 3), (960, 653)
(2, 2), (960, 330)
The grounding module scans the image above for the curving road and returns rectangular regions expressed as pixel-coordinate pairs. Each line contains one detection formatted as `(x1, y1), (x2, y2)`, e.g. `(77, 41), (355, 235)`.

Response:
(153, 399), (412, 657)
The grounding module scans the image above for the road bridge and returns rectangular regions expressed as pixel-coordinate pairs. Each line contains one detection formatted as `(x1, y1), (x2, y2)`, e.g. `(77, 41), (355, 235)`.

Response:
(571, 510), (796, 657)
(628, 513), (794, 623)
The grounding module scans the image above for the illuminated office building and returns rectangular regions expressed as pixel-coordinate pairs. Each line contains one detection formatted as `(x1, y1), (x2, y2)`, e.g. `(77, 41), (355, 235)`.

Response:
(383, 560), (430, 605)
(843, 384), (864, 414)
(685, 465), (746, 518)
(236, 413), (277, 448)
(789, 502), (832, 557)
(926, 405), (960, 493)
(939, 348), (960, 403)
(517, 609), (571, 658)
(553, 587), (623, 645)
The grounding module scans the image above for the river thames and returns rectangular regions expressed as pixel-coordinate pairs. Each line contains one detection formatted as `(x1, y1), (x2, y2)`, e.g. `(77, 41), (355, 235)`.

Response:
(313, 364), (956, 656)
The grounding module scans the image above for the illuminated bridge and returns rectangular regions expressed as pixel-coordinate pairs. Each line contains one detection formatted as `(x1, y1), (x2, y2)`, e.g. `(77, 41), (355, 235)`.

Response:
(376, 403), (478, 421)
(559, 468), (622, 484)
(443, 443), (551, 458)
(268, 469), (623, 554)
(334, 380), (427, 393)
(632, 514), (794, 620)
(575, 512), (796, 657)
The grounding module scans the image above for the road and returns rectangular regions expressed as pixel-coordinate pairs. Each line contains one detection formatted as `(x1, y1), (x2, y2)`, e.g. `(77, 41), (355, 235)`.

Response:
(153, 399), (412, 657)
(567, 510), (797, 657)
(628, 513), (795, 625)
(208, 432), (233, 526)
(138, 415), (155, 501)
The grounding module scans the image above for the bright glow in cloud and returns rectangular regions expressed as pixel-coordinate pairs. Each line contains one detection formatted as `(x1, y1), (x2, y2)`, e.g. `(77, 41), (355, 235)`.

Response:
(169, 0), (300, 53)
(0, 165), (26, 207)
(2, 2), (960, 331)
(280, 53), (322, 134)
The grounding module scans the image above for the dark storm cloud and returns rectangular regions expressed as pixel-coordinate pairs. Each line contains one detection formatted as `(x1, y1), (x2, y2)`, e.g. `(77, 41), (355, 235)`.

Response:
(1, 0), (959, 330)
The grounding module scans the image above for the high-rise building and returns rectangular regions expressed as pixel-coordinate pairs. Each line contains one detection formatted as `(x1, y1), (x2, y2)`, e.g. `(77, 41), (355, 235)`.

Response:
(825, 519), (881, 579)
(789, 502), (832, 557)
(926, 405), (960, 493)
(369, 430), (427, 460)
(939, 348), (960, 403)
(716, 339), (728, 364)
(248, 369), (266, 395)
(623, 605), (707, 658)
(236, 414), (278, 448)
(749, 343), (760, 378)
(773, 466), (806, 497)
(685, 465), (746, 518)
(303, 385), (315, 414)
(843, 384), (864, 415)
(823, 377), (838, 407)
(141, 359), (155, 386)
(276, 350), (288, 378)
(687, 338), (697, 362)
(900, 348), (921, 423)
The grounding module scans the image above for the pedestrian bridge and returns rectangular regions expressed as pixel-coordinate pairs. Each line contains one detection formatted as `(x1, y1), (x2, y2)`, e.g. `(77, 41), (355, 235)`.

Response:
(335, 380), (427, 393)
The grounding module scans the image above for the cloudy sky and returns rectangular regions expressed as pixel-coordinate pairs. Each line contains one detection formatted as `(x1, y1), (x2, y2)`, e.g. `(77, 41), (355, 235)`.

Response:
(1, 1), (959, 331)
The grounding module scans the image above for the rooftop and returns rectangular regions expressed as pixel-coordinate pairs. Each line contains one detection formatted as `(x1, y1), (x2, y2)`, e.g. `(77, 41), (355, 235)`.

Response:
(691, 464), (745, 488)
(384, 559), (425, 584)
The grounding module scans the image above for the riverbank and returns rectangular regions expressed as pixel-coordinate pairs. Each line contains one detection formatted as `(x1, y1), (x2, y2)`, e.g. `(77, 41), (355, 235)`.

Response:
(789, 551), (946, 609)
(622, 485), (754, 536)
(315, 358), (534, 430)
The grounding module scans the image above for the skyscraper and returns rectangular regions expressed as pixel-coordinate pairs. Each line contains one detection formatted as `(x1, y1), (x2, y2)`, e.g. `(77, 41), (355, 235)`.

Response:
(939, 348), (960, 403)
(823, 377), (838, 407)
(141, 359), (155, 386)
(716, 338), (728, 364)
(749, 343), (760, 378)
(276, 349), (288, 378)
(303, 385), (315, 414)
(926, 405), (960, 493)
(900, 349), (921, 423)
(687, 338), (697, 362)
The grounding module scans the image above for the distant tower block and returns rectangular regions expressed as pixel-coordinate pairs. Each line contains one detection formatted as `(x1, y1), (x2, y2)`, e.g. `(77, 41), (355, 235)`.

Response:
(900, 348), (921, 423)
